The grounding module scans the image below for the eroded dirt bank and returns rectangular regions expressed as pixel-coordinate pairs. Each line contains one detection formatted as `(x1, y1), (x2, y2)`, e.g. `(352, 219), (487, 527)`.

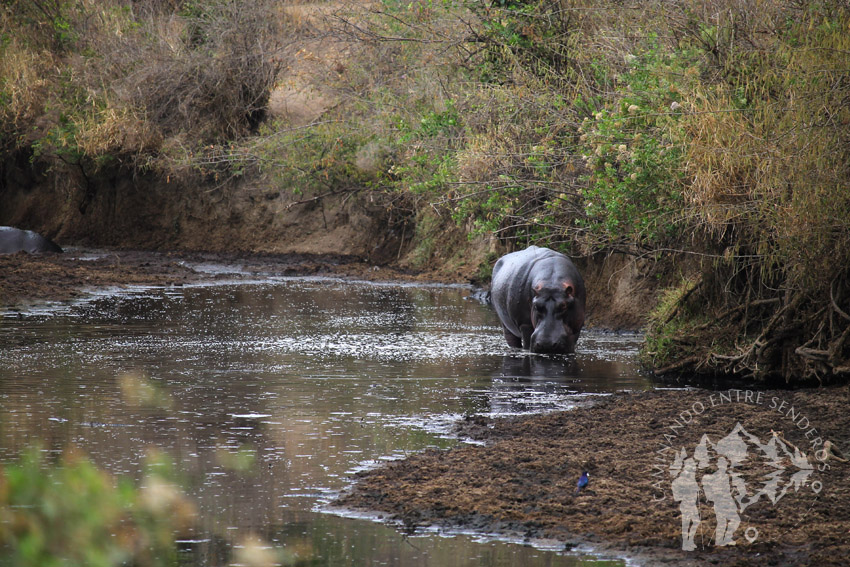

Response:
(1, 151), (662, 326)
(334, 389), (850, 566)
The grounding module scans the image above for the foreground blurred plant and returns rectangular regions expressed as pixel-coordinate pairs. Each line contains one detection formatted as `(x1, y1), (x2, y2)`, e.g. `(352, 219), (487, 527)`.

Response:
(0, 447), (195, 567)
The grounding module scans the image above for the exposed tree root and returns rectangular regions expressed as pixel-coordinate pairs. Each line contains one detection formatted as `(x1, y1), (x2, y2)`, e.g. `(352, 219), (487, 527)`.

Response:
(648, 270), (850, 384)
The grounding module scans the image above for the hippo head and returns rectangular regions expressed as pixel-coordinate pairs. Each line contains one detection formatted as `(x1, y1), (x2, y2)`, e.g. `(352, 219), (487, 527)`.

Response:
(529, 281), (584, 354)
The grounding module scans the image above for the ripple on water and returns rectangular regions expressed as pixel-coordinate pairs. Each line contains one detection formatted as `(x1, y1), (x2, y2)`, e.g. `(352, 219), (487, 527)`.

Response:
(0, 278), (640, 567)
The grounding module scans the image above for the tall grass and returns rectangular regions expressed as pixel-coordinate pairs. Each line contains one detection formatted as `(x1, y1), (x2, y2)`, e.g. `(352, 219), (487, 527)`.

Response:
(650, 1), (850, 382)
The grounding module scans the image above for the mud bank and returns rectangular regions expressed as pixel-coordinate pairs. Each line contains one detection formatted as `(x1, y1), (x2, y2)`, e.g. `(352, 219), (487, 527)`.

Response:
(0, 245), (657, 330)
(0, 248), (444, 311)
(334, 389), (850, 566)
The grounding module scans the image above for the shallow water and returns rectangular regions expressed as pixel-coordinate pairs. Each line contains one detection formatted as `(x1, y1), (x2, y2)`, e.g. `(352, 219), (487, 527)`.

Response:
(0, 277), (650, 566)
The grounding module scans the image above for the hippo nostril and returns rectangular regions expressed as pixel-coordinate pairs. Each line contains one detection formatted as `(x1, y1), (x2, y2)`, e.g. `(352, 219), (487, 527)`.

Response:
(531, 340), (560, 354)
(531, 336), (575, 355)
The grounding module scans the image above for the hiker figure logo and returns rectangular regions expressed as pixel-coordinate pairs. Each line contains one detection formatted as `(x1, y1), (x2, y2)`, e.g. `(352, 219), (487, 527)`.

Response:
(652, 390), (839, 551)
(669, 423), (818, 550)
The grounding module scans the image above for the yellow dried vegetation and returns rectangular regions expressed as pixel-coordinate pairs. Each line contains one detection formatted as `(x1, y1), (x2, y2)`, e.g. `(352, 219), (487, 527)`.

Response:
(0, 33), (51, 144)
(683, 8), (850, 291)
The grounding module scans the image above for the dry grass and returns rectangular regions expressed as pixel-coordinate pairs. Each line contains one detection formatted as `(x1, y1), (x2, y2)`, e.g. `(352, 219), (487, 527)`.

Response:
(1, 0), (287, 167)
(0, 27), (52, 147)
(681, 1), (850, 285)
(644, 0), (850, 382)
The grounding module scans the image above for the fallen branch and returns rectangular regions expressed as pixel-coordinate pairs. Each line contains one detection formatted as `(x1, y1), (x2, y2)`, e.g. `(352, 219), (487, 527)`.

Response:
(828, 325), (850, 364)
(693, 297), (780, 331)
(823, 440), (848, 463)
(285, 188), (358, 210)
(772, 430), (847, 464)
(663, 279), (703, 326)
(795, 346), (829, 361)
(831, 278), (850, 322)
(652, 355), (703, 376)
(771, 430), (802, 455)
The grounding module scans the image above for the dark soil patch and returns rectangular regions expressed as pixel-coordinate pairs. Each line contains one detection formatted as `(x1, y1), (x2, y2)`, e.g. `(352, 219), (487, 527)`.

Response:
(335, 389), (850, 566)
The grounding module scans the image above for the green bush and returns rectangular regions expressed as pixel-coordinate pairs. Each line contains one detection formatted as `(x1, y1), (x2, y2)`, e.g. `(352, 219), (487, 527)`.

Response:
(576, 37), (695, 248)
(642, 1), (850, 382)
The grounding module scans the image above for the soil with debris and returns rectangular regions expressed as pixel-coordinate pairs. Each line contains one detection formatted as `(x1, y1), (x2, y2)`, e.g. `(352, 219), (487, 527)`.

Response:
(335, 389), (850, 566)
(0, 248), (445, 311)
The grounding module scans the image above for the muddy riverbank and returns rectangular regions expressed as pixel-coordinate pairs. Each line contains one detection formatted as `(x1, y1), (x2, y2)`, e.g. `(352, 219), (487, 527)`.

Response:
(0, 248), (445, 311)
(5, 249), (849, 565)
(0, 247), (654, 330)
(334, 388), (850, 566)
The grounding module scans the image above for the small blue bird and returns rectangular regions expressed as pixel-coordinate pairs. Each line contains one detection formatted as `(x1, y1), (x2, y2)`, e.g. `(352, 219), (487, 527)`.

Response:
(575, 470), (589, 495)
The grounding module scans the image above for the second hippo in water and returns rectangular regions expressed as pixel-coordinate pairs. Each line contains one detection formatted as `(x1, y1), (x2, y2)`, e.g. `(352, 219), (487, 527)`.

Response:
(490, 245), (586, 354)
(0, 226), (63, 254)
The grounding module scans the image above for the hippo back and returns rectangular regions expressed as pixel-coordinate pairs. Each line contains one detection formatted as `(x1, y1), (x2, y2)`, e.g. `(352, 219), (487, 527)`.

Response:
(0, 227), (63, 254)
(490, 246), (562, 337)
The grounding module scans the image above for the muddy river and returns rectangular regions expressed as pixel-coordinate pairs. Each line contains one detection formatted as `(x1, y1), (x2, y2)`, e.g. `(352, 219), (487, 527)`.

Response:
(0, 276), (650, 566)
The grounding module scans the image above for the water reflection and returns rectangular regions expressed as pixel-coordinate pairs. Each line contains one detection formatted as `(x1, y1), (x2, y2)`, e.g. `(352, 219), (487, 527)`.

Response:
(0, 279), (648, 566)
(499, 354), (580, 379)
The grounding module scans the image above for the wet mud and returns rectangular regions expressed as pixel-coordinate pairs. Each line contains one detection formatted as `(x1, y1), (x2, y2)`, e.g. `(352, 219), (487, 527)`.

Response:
(0, 248), (443, 311)
(6, 249), (849, 565)
(335, 389), (850, 566)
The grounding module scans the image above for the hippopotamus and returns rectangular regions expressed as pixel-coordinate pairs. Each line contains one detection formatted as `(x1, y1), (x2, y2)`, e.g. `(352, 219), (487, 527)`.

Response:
(0, 226), (63, 254)
(490, 246), (585, 354)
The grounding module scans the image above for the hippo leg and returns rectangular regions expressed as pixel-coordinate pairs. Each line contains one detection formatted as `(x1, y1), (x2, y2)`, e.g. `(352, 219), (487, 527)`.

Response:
(520, 324), (533, 350)
(502, 324), (523, 349)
